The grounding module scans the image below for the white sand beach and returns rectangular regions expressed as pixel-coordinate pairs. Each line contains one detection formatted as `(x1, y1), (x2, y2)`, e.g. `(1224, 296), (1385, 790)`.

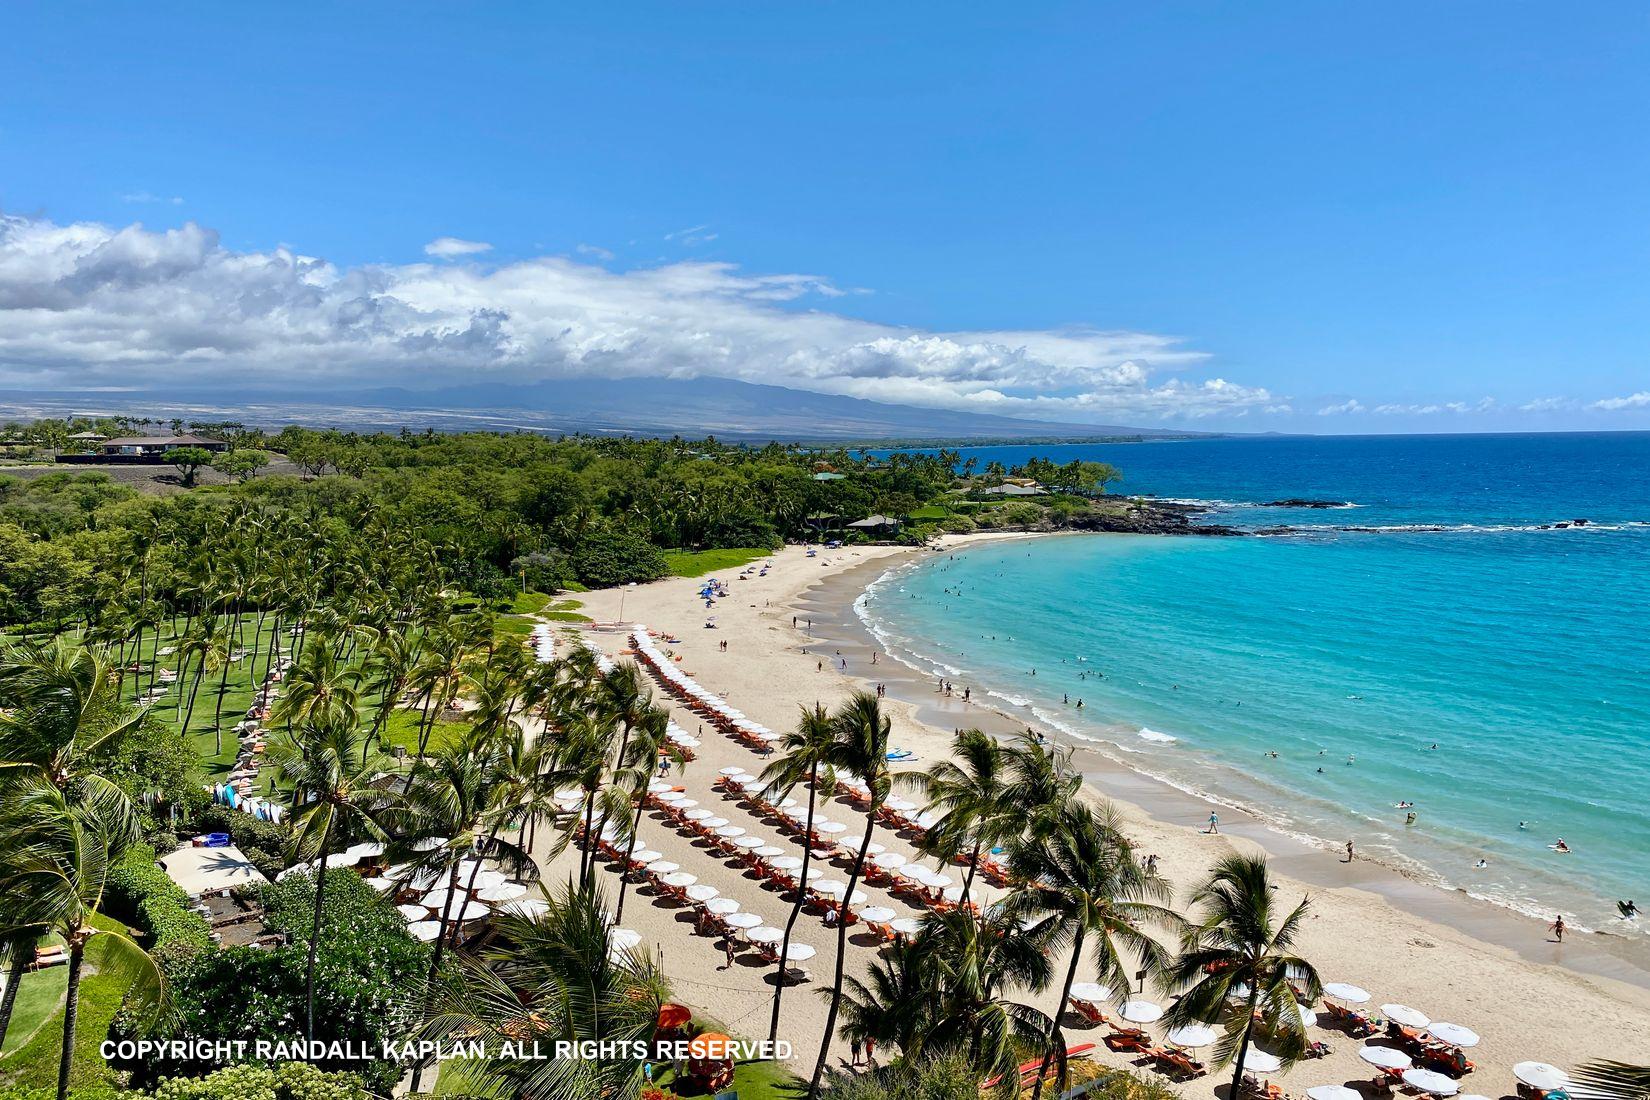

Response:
(538, 537), (1650, 1094)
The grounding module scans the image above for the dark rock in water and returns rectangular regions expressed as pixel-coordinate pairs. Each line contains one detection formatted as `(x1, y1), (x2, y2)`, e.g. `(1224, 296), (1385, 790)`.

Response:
(1064, 502), (1245, 537)
(1261, 498), (1350, 509)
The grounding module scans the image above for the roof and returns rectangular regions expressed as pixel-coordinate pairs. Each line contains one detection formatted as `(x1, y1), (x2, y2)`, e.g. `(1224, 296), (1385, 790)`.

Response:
(981, 483), (1048, 496)
(67, 431), (106, 440)
(159, 844), (269, 895)
(812, 472), (846, 481)
(847, 514), (901, 528)
(102, 434), (225, 447)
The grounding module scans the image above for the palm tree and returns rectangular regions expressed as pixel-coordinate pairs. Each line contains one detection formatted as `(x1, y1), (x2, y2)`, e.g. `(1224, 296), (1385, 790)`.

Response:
(1011, 802), (1179, 1100)
(907, 728), (1018, 909)
(272, 639), (362, 732)
(422, 881), (669, 1100)
(759, 703), (837, 1046)
(1575, 1062), (1650, 1100)
(0, 784), (163, 1100)
(0, 639), (146, 836)
(268, 714), (396, 1043)
(834, 938), (938, 1066)
(809, 691), (893, 1098)
(1161, 855), (1321, 1100)
(610, 707), (675, 924)
(0, 894), (47, 1050)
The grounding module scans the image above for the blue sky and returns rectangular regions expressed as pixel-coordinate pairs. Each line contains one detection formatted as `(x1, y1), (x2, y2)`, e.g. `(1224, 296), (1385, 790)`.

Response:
(2, 2), (1647, 432)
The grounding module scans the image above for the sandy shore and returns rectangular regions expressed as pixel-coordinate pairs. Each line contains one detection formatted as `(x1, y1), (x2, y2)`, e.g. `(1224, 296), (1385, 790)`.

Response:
(539, 536), (1650, 1093)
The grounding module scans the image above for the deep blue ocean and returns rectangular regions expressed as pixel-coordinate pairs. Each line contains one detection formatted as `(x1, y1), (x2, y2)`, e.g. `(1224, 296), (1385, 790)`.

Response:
(862, 434), (1650, 931)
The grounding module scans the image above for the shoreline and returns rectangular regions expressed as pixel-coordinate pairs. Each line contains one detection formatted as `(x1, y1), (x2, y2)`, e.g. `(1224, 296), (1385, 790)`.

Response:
(794, 534), (1650, 995)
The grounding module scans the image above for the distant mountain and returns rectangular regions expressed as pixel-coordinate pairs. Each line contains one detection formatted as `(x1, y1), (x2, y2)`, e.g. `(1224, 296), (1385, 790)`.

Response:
(0, 376), (1212, 443)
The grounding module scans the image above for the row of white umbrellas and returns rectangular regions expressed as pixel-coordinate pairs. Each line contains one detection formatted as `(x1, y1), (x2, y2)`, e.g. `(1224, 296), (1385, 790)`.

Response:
(631, 628), (782, 744)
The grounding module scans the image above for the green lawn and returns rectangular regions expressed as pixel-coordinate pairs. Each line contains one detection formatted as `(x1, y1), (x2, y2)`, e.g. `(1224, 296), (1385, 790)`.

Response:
(0, 916), (131, 1094)
(0, 939), (68, 1056)
(382, 708), (472, 756)
(662, 548), (773, 578)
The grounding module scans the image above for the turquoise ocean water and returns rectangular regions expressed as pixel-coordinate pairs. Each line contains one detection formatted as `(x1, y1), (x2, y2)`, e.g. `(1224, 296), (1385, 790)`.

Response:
(860, 434), (1650, 932)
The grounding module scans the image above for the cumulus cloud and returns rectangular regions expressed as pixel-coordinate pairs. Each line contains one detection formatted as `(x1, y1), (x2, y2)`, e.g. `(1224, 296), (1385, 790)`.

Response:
(575, 243), (615, 261)
(1592, 391), (1650, 411)
(1371, 397), (1496, 416)
(120, 192), (184, 206)
(0, 212), (1289, 423)
(423, 236), (492, 258)
(665, 224), (718, 246)
(1317, 399), (1365, 415)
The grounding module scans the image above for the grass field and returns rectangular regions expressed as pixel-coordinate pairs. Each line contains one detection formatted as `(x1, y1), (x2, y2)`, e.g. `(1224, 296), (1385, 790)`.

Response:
(0, 915), (131, 1094)
(0, 937), (68, 1057)
(662, 547), (773, 578)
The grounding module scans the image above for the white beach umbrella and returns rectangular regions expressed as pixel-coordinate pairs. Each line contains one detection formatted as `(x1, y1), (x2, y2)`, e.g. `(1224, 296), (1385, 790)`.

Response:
(471, 870), (508, 891)
(784, 943), (817, 961)
(810, 879), (847, 896)
(407, 921), (442, 942)
(609, 928), (643, 950)
(661, 872), (698, 888)
(631, 849), (663, 864)
(412, 836), (447, 852)
(397, 903), (430, 921)
(917, 870), (955, 888)
(477, 882), (527, 903)
(755, 846), (786, 858)
(1118, 1000), (1164, 1024)
(859, 906), (897, 923)
(673, 799), (699, 810)
(815, 821), (848, 835)
(422, 889), (460, 911)
(719, 766), (747, 775)
(1382, 1003), (1430, 1029)
(345, 842), (386, 860)
(705, 898), (740, 915)
(1244, 1050), (1285, 1074)
(647, 780), (672, 793)
(701, 817), (730, 829)
(684, 808), (712, 821)
(747, 926), (784, 943)
(1513, 1064), (1570, 1091)
(888, 798), (917, 813)
(645, 860), (679, 876)
(364, 876), (397, 893)
(1359, 1046), (1412, 1071)
(1428, 1022), (1479, 1048)
(716, 825), (747, 838)
(865, 842), (886, 856)
(890, 918), (924, 935)
(447, 900), (487, 922)
(1299, 1004), (1318, 1028)
(1307, 1087), (1363, 1100)
(770, 856), (804, 871)
(1403, 1070), (1461, 1096)
(1323, 982), (1372, 1003)
(1167, 1024), (1219, 1048)
(501, 898), (550, 918)
(871, 852), (907, 869)
(733, 836), (766, 850)
(725, 912), (763, 929)
(325, 851), (362, 868)
(1069, 983), (1113, 1003)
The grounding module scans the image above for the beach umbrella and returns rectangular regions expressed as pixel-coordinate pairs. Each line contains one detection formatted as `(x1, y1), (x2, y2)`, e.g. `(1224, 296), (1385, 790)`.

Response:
(755, 846), (786, 858)
(1382, 1004), (1430, 1029)
(725, 912), (763, 929)
(1427, 1022), (1479, 1048)
(422, 889), (460, 911)
(872, 852), (907, 869)
(662, 872), (698, 888)
(701, 817), (730, 829)
(815, 821), (848, 835)
(686, 884), (720, 903)
(1299, 1004), (1318, 1028)
(1118, 1000), (1164, 1024)
(631, 849), (663, 864)
(684, 808), (712, 821)
(888, 798), (918, 813)
(1069, 983), (1113, 1003)
(716, 825), (747, 838)
(501, 898), (550, 918)
(784, 943), (817, 961)
(673, 799), (699, 810)
(810, 879), (847, 896)
(1513, 1064), (1569, 1091)
(890, 918), (924, 935)
(1244, 1051), (1284, 1074)
(478, 882), (528, 903)
(647, 780), (672, 793)
(705, 898), (741, 915)
(859, 906), (897, 923)
(1403, 1070), (1460, 1096)
(345, 842), (386, 860)
(1167, 1024), (1219, 1048)
(363, 876), (397, 893)
(396, 903), (430, 921)
(1323, 982), (1371, 1003)
(471, 870), (508, 891)
(917, 870), (955, 888)
(770, 856), (805, 871)
(1359, 1046), (1412, 1071)
(645, 860), (679, 876)
(325, 851), (362, 868)
(865, 842), (886, 856)
(1307, 1087), (1363, 1100)
(407, 921), (442, 942)
(412, 836), (447, 852)
(451, 900), (491, 922)
(719, 766), (746, 775)
(733, 836), (766, 850)
(747, 926), (784, 943)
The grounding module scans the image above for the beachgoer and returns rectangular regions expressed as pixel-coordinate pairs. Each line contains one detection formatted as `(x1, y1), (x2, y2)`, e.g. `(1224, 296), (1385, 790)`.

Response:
(1475, 859), (1488, 868)
(1553, 837), (1570, 853)
(1207, 811), (1219, 834)
(1405, 811), (1418, 825)
(1345, 841), (1354, 863)
(1620, 900), (1639, 919)
(1076, 699), (1083, 709)
(1551, 914), (1565, 942)
(850, 1038), (862, 1067)
(865, 1037), (876, 1067)
(1145, 853), (1158, 874)
(723, 936), (736, 969)
(1063, 693), (1069, 705)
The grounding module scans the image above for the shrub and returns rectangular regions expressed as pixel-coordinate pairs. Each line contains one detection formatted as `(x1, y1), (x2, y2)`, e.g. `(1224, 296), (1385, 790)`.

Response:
(104, 843), (213, 954)
(569, 526), (668, 587)
(153, 1062), (370, 1100)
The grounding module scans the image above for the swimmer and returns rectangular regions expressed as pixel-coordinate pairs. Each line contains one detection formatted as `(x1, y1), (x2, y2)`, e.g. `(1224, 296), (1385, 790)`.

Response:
(1474, 859), (1488, 869)
(1619, 900), (1639, 920)
(1347, 755), (1356, 765)
(1518, 821), (1529, 830)
(1264, 751), (1279, 759)
(1552, 838), (1571, 853)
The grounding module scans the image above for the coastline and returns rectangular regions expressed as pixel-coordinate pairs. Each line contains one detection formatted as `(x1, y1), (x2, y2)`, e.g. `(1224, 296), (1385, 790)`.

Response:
(805, 534), (1650, 994)
(569, 535), (1650, 1086)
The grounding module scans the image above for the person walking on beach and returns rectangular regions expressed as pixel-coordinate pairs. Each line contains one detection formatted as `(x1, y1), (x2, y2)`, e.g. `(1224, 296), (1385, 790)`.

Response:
(1345, 840), (1355, 863)
(850, 1038), (862, 1068)
(1207, 811), (1219, 834)
(1551, 914), (1565, 942)
(722, 935), (736, 970)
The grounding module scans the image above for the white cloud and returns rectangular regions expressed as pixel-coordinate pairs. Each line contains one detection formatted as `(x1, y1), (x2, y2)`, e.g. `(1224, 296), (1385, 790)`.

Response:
(1592, 391), (1650, 411)
(424, 236), (492, 258)
(1520, 397), (1574, 412)
(1317, 399), (1365, 415)
(665, 224), (718, 246)
(120, 192), (184, 205)
(575, 243), (615, 261)
(0, 212), (1286, 424)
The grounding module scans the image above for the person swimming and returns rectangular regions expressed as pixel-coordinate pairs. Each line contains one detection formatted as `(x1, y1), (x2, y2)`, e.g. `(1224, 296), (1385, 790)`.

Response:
(1620, 900), (1639, 920)
(1474, 859), (1488, 868)
(1552, 838), (1571, 853)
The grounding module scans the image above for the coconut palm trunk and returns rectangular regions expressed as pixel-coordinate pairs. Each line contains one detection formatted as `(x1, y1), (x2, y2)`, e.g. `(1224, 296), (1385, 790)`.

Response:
(769, 760), (820, 1046)
(1029, 923), (1086, 1100)
(809, 814), (877, 1096)
(612, 796), (650, 924)
(1228, 993), (1260, 1100)
(55, 933), (87, 1100)
(304, 824), (333, 1044)
(0, 935), (36, 1052)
